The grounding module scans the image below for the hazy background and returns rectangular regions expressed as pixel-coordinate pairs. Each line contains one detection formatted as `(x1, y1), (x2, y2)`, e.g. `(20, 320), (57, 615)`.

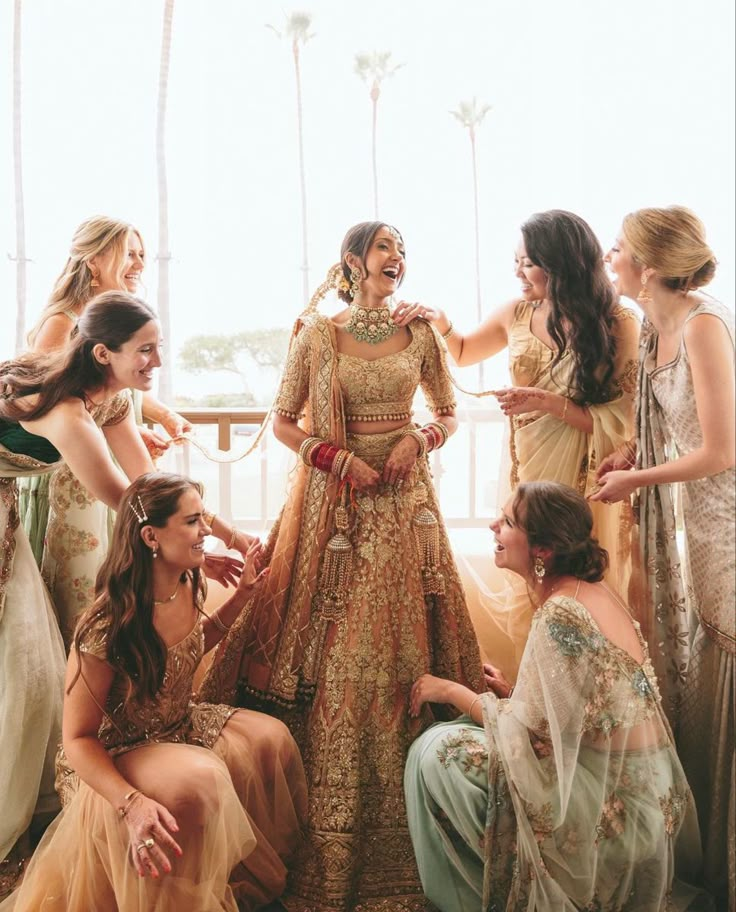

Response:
(1, 0), (734, 403)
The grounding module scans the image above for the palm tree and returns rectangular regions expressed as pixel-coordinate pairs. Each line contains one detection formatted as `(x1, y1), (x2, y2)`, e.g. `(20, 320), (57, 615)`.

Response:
(156, 0), (175, 401)
(451, 98), (491, 387)
(354, 52), (403, 218)
(267, 12), (314, 307)
(12, 0), (27, 354)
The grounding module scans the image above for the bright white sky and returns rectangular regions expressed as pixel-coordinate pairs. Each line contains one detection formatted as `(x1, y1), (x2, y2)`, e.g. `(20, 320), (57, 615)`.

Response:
(1, 0), (734, 401)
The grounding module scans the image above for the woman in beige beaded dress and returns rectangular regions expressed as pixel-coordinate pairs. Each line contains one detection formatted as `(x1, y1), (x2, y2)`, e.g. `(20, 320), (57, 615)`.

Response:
(1, 473), (307, 912)
(396, 210), (640, 675)
(201, 221), (484, 912)
(594, 206), (734, 909)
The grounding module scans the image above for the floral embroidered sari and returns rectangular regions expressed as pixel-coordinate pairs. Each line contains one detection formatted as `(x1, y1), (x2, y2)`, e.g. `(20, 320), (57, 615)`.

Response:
(405, 595), (708, 911)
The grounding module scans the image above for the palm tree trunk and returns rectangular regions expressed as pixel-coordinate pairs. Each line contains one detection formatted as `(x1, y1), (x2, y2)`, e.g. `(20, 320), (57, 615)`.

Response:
(293, 41), (309, 307)
(469, 130), (484, 387)
(12, 0), (27, 355)
(371, 85), (379, 218)
(156, 0), (175, 401)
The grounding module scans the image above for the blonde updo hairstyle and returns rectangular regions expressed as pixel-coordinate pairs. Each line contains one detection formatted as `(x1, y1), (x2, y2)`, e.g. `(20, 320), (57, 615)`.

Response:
(28, 215), (143, 347)
(622, 206), (716, 292)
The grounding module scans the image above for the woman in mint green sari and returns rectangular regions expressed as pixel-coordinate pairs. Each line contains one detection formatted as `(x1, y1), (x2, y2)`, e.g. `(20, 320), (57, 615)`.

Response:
(404, 482), (709, 911)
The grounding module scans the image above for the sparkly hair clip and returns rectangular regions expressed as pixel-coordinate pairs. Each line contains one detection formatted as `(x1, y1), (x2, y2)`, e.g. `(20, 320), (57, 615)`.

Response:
(129, 495), (148, 524)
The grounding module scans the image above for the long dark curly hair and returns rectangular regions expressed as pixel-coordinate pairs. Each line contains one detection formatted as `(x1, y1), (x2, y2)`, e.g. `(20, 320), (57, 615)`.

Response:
(521, 210), (618, 405)
(70, 473), (206, 705)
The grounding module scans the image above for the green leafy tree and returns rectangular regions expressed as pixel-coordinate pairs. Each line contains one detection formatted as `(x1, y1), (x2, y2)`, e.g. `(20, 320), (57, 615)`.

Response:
(178, 328), (291, 404)
(354, 51), (403, 218)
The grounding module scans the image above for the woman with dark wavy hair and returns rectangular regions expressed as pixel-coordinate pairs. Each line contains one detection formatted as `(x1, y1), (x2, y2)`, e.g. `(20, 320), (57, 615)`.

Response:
(395, 210), (640, 673)
(1, 472), (306, 911)
(404, 482), (706, 912)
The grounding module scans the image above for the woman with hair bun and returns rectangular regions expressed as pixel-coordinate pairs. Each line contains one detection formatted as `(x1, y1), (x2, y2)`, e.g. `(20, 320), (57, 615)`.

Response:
(404, 482), (706, 912)
(593, 206), (734, 907)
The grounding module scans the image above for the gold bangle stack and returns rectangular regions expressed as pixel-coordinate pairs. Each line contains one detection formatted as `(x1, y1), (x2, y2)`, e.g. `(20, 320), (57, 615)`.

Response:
(402, 428), (427, 458)
(560, 398), (569, 422)
(226, 526), (238, 550)
(337, 450), (355, 480)
(203, 509), (216, 528)
(441, 322), (454, 341)
(299, 436), (322, 467)
(332, 449), (355, 480)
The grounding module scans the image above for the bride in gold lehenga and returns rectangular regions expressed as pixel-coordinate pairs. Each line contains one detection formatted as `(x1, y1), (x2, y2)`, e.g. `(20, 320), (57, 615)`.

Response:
(395, 210), (640, 677)
(200, 221), (484, 912)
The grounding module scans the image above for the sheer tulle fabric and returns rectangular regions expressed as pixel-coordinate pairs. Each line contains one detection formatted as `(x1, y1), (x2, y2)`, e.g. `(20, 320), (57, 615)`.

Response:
(2, 711), (307, 912)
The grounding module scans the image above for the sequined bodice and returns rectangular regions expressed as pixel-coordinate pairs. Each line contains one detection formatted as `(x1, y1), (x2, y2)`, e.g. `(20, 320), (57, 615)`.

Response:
(80, 616), (205, 755)
(273, 315), (456, 423)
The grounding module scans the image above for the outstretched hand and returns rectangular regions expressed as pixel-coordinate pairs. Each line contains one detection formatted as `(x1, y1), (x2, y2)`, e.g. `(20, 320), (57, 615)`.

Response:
(392, 301), (442, 327)
(202, 553), (244, 588)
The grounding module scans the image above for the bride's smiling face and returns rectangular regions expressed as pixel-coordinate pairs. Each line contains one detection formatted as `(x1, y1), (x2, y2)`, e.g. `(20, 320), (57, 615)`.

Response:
(352, 227), (406, 301)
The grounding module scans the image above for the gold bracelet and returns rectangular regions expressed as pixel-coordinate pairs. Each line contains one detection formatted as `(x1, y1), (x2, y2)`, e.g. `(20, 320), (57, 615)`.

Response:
(340, 450), (355, 480)
(467, 694), (482, 718)
(441, 322), (454, 341)
(560, 397), (569, 422)
(203, 509), (216, 528)
(210, 611), (231, 634)
(119, 789), (142, 818)
(226, 526), (238, 550)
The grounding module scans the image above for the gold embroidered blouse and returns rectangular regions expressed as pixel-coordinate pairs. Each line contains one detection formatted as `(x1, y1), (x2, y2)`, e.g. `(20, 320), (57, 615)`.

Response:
(76, 613), (234, 758)
(274, 317), (456, 422)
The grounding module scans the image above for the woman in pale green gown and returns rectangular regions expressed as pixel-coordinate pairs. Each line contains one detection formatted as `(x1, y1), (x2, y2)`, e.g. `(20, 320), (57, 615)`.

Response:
(404, 482), (709, 912)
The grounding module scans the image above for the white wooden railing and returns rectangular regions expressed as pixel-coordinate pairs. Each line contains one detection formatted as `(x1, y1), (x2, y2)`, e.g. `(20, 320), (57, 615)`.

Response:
(159, 407), (506, 531)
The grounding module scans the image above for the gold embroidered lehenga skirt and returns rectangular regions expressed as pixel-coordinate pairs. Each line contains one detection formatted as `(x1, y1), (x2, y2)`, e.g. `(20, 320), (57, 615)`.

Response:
(202, 427), (484, 912)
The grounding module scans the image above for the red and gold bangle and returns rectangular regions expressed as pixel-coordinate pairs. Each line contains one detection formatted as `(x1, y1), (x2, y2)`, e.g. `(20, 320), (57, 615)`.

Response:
(303, 440), (356, 479)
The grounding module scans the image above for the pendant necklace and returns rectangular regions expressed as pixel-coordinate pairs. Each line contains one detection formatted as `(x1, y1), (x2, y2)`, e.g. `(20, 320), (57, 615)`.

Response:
(345, 299), (398, 345)
(153, 578), (181, 605)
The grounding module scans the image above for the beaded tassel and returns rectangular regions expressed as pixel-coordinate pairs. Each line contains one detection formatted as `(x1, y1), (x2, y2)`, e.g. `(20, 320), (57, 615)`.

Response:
(317, 501), (353, 619)
(412, 483), (445, 596)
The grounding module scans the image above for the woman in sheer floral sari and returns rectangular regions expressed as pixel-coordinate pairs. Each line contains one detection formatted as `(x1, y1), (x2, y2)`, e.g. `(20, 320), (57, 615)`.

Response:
(404, 482), (708, 912)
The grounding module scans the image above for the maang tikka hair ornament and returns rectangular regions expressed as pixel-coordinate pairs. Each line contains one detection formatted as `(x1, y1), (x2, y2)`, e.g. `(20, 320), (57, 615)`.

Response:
(129, 495), (148, 525)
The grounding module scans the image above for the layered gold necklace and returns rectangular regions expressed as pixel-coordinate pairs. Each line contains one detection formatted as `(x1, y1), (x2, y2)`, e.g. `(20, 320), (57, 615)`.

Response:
(345, 301), (398, 345)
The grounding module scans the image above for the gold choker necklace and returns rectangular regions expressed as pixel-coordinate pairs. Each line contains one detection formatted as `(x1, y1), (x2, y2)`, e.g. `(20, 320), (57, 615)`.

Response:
(345, 302), (398, 345)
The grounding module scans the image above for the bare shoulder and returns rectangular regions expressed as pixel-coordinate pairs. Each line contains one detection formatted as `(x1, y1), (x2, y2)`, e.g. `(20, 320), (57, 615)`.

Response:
(21, 395), (89, 431)
(33, 312), (77, 352)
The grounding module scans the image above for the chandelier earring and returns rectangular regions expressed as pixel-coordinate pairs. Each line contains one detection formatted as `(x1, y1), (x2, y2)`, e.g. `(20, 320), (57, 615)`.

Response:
(90, 273), (101, 289)
(533, 555), (546, 581)
(637, 272), (652, 304)
(349, 267), (363, 300)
